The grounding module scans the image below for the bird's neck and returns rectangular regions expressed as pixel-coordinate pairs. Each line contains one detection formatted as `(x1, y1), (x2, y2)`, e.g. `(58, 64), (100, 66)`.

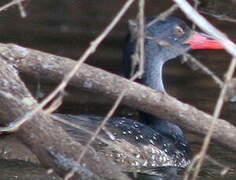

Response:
(142, 42), (165, 92)
(143, 56), (165, 91)
(139, 113), (174, 140)
(139, 112), (188, 146)
(140, 42), (171, 128)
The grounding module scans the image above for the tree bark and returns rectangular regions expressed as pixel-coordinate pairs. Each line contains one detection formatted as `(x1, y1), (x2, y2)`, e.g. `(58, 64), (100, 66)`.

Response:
(0, 43), (236, 152)
(0, 56), (129, 180)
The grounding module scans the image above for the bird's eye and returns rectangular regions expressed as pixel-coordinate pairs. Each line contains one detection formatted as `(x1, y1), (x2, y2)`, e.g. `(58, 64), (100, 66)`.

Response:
(174, 25), (185, 35)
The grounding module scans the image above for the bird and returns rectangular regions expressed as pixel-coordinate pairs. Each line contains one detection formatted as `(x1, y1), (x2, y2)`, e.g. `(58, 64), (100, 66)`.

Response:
(53, 16), (224, 175)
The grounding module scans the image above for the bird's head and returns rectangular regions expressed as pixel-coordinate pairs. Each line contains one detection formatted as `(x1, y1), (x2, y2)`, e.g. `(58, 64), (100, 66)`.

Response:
(128, 16), (224, 63)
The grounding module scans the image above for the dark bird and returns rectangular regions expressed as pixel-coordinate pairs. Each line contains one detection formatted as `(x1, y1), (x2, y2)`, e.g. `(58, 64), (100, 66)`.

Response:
(53, 16), (224, 175)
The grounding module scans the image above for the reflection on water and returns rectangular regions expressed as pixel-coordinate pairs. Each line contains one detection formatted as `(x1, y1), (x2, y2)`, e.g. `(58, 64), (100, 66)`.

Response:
(0, 0), (235, 179)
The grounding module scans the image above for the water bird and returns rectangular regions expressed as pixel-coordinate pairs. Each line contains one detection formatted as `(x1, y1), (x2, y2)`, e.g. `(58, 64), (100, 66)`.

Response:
(53, 16), (224, 175)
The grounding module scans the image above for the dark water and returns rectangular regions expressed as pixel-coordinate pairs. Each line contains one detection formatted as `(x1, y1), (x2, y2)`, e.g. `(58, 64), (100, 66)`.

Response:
(0, 0), (235, 179)
(0, 159), (60, 180)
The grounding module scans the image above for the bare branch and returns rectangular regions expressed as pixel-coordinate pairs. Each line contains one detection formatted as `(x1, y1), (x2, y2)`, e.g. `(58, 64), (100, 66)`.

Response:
(0, 58), (129, 180)
(0, 0), (135, 134)
(1, 43), (236, 152)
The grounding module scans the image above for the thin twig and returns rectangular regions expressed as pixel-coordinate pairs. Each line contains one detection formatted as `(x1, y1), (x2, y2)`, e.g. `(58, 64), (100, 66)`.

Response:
(200, 11), (236, 24)
(205, 155), (230, 172)
(64, 91), (126, 180)
(191, 0), (200, 31)
(52, 115), (145, 164)
(130, 4), (177, 78)
(183, 154), (200, 180)
(0, 0), (135, 133)
(17, 0), (26, 18)
(62, 0), (136, 179)
(136, 0), (145, 78)
(0, 0), (26, 12)
(147, 4), (178, 27)
(183, 53), (224, 88)
(65, 3), (145, 178)
(184, 154), (230, 180)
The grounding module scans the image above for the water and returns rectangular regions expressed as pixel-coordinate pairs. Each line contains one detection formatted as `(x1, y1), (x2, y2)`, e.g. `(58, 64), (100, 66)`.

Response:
(0, 159), (60, 180)
(0, 0), (235, 179)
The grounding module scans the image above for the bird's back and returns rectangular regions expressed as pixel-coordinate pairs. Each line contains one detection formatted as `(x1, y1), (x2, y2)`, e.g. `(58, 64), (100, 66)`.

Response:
(53, 113), (191, 174)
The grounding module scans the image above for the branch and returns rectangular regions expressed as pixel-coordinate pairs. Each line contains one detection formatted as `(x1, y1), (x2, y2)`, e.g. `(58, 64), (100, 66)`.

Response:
(0, 52), (129, 179)
(0, 43), (236, 152)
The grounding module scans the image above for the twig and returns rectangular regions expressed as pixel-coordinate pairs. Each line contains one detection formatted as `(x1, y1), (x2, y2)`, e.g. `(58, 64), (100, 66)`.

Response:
(183, 53), (224, 88)
(184, 154), (230, 179)
(205, 155), (230, 173)
(0, 0), (135, 133)
(147, 4), (178, 27)
(136, 0), (145, 78)
(130, 4), (177, 78)
(64, 91), (126, 180)
(192, 57), (236, 180)
(200, 11), (236, 24)
(183, 155), (200, 180)
(0, 0), (26, 12)
(52, 115), (145, 165)
(17, 0), (27, 18)
(65, 3), (144, 178)
(191, 0), (200, 31)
